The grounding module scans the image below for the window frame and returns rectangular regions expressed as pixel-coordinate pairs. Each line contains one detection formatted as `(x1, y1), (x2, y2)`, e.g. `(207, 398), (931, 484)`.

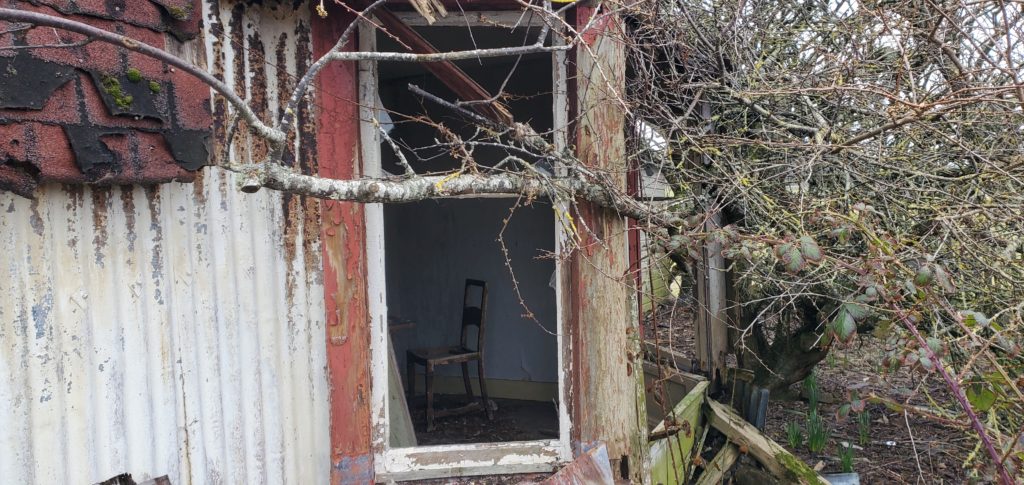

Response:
(359, 11), (573, 481)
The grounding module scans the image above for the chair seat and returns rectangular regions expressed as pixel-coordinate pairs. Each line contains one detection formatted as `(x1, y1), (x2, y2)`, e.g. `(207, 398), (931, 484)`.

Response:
(408, 346), (480, 364)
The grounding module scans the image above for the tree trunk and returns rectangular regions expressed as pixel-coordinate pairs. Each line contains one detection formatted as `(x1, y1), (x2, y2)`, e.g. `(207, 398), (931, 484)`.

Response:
(739, 299), (830, 394)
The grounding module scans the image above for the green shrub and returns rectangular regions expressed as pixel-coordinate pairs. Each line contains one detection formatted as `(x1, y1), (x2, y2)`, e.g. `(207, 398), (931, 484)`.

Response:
(857, 410), (871, 447)
(806, 410), (828, 453)
(786, 420), (804, 448)
(838, 444), (854, 472)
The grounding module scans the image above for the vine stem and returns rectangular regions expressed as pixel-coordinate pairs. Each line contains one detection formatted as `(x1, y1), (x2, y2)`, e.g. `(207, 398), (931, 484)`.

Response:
(893, 307), (1013, 484)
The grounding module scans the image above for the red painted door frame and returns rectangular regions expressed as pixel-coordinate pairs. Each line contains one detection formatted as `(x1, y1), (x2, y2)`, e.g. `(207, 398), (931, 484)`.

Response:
(311, 7), (375, 484)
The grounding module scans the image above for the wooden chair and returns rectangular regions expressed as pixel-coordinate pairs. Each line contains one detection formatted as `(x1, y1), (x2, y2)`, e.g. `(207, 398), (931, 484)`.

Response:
(406, 279), (493, 431)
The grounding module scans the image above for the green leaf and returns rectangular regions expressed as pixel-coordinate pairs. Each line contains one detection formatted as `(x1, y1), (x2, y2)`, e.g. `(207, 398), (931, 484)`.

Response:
(872, 319), (893, 339)
(917, 348), (935, 372)
(739, 246), (753, 260)
(966, 384), (997, 412)
(850, 397), (866, 413)
(830, 226), (851, 244)
(914, 266), (934, 287)
(963, 310), (990, 328)
(845, 301), (872, 321)
(666, 235), (685, 252)
(836, 403), (852, 421)
(777, 242), (806, 273)
(799, 235), (823, 263)
(831, 309), (857, 342)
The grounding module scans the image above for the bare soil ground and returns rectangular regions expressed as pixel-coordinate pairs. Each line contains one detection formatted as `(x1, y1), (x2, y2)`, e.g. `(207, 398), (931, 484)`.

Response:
(644, 300), (971, 484)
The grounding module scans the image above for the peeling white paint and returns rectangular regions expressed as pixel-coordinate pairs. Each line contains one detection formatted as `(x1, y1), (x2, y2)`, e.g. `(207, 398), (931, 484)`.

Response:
(0, 178), (328, 485)
(381, 440), (562, 481)
(0, 2), (328, 484)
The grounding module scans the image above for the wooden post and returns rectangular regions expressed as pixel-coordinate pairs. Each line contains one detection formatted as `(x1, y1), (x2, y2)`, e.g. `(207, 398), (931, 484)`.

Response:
(692, 102), (729, 389)
(312, 10), (375, 484)
(568, 6), (648, 483)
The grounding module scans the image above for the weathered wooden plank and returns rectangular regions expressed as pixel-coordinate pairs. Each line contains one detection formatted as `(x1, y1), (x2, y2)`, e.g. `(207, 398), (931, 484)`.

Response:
(312, 10), (375, 482)
(387, 334), (417, 448)
(705, 400), (828, 485)
(567, 6), (645, 483)
(542, 443), (615, 485)
(693, 443), (739, 485)
(643, 340), (700, 375)
(649, 381), (709, 485)
(643, 361), (705, 430)
(690, 103), (729, 388)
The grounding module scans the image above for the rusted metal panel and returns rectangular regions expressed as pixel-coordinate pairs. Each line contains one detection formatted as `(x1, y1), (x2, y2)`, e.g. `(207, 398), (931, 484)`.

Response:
(0, 1), (328, 484)
(566, 6), (647, 484)
(542, 443), (615, 485)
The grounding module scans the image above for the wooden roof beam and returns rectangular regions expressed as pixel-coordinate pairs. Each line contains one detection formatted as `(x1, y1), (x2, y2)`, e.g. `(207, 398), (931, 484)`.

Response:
(371, 7), (515, 125)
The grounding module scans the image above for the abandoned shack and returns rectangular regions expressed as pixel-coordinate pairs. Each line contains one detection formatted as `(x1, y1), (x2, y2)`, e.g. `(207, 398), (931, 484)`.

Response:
(0, 1), (830, 484)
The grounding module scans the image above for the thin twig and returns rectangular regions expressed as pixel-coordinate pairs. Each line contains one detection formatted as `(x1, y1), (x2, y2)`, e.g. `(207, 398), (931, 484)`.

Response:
(905, 410), (926, 485)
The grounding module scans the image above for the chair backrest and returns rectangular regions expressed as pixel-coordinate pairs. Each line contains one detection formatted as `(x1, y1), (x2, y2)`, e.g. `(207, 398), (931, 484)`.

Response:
(459, 279), (488, 352)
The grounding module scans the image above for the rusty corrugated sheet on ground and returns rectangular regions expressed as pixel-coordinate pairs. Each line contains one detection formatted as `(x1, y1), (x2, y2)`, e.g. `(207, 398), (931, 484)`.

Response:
(542, 443), (614, 485)
(0, 1), (329, 484)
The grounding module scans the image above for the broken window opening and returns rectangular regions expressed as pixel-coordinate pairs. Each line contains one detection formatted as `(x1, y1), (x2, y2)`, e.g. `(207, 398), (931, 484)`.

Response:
(375, 24), (555, 178)
(362, 13), (572, 481)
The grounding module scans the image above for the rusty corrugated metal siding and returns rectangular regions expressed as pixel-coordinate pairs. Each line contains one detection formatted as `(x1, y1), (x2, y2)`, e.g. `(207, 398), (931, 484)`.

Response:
(0, 1), (328, 484)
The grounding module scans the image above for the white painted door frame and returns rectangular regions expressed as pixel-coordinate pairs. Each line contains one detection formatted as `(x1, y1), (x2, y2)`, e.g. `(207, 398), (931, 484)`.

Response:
(359, 12), (573, 482)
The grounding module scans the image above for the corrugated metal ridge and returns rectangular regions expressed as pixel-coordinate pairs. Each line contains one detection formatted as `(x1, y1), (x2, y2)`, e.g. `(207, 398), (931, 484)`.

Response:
(0, 1), (329, 484)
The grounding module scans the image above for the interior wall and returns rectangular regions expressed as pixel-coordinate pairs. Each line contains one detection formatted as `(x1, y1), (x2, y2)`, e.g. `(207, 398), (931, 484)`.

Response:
(385, 198), (558, 383)
(377, 25), (559, 386)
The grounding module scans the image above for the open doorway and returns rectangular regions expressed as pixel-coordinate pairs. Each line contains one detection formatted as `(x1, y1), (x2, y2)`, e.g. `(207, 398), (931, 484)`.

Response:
(362, 12), (572, 479)
(378, 22), (559, 447)
(385, 198), (558, 446)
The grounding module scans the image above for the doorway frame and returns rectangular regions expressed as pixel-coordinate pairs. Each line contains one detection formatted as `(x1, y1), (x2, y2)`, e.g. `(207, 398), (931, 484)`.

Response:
(359, 11), (573, 481)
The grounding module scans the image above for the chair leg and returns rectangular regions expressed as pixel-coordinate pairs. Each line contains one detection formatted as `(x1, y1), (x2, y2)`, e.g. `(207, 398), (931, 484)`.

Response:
(406, 357), (415, 397)
(426, 363), (436, 432)
(461, 362), (473, 400)
(477, 359), (493, 420)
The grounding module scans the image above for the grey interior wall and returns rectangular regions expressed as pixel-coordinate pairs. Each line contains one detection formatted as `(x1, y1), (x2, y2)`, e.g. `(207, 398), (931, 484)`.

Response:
(377, 25), (559, 384)
(385, 198), (558, 383)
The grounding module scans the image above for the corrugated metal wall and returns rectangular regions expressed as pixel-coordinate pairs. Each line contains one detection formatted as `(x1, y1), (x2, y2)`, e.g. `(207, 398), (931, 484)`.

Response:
(0, 2), (329, 484)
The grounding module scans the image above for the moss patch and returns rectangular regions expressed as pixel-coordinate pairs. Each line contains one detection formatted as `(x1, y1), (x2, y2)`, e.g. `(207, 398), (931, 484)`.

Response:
(166, 4), (192, 21)
(100, 75), (133, 109)
(126, 68), (142, 83)
(775, 451), (828, 485)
